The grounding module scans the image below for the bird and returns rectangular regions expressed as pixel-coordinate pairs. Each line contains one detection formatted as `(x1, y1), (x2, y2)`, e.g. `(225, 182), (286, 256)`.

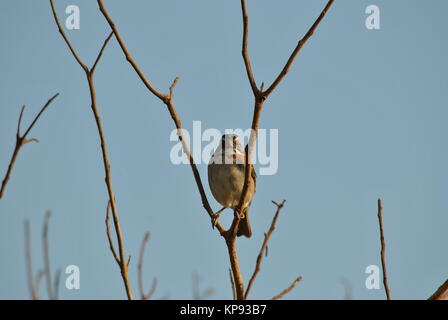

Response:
(208, 134), (256, 238)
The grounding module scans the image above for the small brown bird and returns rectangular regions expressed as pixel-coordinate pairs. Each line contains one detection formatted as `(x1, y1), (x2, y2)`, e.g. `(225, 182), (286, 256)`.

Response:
(208, 134), (256, 237)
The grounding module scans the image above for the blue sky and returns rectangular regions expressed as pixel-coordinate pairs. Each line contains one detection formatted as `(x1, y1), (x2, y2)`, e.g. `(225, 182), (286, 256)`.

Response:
(0, 0), (447, 299)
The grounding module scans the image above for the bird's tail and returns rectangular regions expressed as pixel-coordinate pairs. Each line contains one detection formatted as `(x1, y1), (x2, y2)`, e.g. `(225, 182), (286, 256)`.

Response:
(237, 207), (252, 238)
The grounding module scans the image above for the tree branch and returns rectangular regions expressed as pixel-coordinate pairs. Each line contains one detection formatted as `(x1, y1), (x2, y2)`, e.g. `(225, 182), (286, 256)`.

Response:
(245, 200), (286, 299)
(97, 0), (333, 301)
(138, 232), (157, 300)
(377, 199), (391, 300)
(428, 279), (448, 300)
(96, 0), (226, 237)
(0, 93), (59, 199)
(42, 211), (55, 300)
(24, 213), (61, 300)
(263, 0), (335, 97)
(236, 0), (335, 231)
(240, 0), (260, 98)
(272, 276), (302, 300)
(24, 220), (37, 300)
(105, 201), (120, 266)
(48, 0), (133, 299)
(91, 31), (114, 74)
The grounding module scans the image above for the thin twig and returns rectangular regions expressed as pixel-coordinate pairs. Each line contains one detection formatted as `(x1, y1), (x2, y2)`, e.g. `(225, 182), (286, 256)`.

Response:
(33, 270), (45, 300)
(53, 268), (62, 300)
(91, 31), (114, 74)
(263, 0), (335, 97)
(272, 276), (302, 300)
(49, 0), (133, 299)
(245, 200), (286, 299)
(49, 0), (88, 72)
(105, 201), (120, 266)
(0, 93), (59, 199)
(42, 211), (54, 300)
(428, 279), (448, 300)
(240, 0), (260, 98)
(24, 220), (37, 300)
(138, 232), (157, 300)
(377, 199), (391, 300)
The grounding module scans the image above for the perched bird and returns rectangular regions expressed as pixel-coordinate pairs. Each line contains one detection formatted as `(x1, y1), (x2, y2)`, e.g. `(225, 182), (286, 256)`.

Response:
(208, 134), (256, 238)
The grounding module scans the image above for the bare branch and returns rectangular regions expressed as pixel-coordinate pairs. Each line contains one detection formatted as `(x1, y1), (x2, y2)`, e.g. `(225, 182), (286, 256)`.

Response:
(240, 0), (260, 97)
(0, 93), (59, 199)
(42, 211), (55, 300)
(263, 0), (335, 97)
(33, 270), (45, 300)
(428, 279), (448, 300)
(22, 94), (60, 138)
(377, 199), (391, 300)
(97, 0), (167, 101)
(96, 0), (333, 301)
(49, 0), (133, 299)
(54, 268), (62, 300)
(105, 201), (120, 266)
(138, 232), (157, 300)
(48, 0), (88, 72)
(17, 105), (25, 136)
(91, 31), (114, 74)
(96, 0), (225, 237)
(272, 276), (302, 300)
(245, 200), (286, 299)
(24, 220), (37, 300)
(237, 0), (335, 226)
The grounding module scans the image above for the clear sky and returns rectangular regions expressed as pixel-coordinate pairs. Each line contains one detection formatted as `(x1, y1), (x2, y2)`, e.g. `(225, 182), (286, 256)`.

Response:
(0, 0), (447, 300)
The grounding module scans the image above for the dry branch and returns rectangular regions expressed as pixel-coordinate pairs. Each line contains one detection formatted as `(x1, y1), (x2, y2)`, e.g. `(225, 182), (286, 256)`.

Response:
(138, 232), (157, 300)
(245, 200), (292, 299)
(0, 93), (59, 199)
(428, 279), (448, 300)
(96, 0), (226, 236)
(42, 211), (55, 299)
(48, 0), (133, 299)
(237, 0), (335, 228)
(24, 213), (60, 299)
(272, 276), (302, 300)
(377, 199), (391, 300)
(24, 220), (38, 300)
(105, 201), (120, 266)
(96, 0), (334, 300)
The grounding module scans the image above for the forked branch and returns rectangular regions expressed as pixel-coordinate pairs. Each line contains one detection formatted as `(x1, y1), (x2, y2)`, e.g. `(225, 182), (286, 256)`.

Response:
(0, 93), (59, 199)
(245, 200), (300, 299)
(96, 0), (333, 301)
(24, 212), (61, 299)
(48, 0), (132, 299)
(237, 0), (335, 225)
(96, 0), (226, 236)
